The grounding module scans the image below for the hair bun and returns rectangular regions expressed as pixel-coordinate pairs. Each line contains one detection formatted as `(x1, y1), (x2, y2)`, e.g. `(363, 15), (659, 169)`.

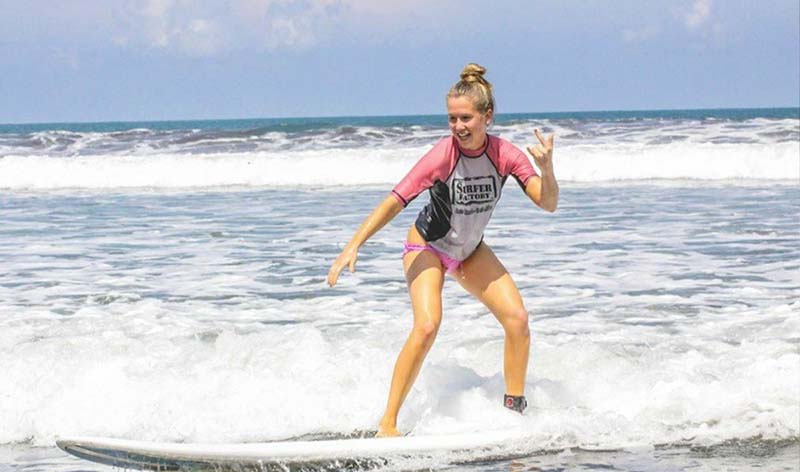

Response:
(448, 63), (495, 114)
(460, 63), (490, 88)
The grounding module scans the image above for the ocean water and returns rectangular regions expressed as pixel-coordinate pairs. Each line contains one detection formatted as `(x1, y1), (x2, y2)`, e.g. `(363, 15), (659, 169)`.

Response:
(1, 108), (799, 471)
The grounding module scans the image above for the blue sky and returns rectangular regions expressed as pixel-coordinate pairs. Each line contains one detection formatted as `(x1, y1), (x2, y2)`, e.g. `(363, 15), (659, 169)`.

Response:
(1, 0), (798, 123)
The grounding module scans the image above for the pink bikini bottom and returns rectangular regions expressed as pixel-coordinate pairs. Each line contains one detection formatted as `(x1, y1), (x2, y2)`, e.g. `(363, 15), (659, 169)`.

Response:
(402, 242), (463, 274)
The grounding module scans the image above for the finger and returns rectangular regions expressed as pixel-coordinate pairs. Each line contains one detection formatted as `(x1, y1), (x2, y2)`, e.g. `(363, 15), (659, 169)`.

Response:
(327, 264), (340, 287)
(534, 128), (547, 146)
(328, 258), (345, 286)
(349, 256), (357, 273)
(548, 133), (555, 147)
(527, 146), (544, 159)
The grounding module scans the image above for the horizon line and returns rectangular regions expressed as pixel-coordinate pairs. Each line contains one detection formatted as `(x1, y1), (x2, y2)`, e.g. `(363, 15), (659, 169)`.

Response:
(2, 105), (798, 128)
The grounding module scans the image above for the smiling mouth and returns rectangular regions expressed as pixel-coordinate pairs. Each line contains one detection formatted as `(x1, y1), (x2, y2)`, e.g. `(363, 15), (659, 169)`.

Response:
(456, 131), (470, 139)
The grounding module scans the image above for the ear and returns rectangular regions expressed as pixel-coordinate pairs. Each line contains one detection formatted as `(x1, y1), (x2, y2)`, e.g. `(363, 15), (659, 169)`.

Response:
(485, 109), (494, 125)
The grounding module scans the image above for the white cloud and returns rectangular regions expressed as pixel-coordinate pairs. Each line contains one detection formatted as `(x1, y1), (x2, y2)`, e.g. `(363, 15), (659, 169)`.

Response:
(176, 18), (225, 56)
(230, 0), (335, 50)
(0, 0), (467, 57)
(112, 0), (228, 56)
(106, 0), (463, 56)
(340, 0), (436, 17)
(140, 0), (175, 47)
(264, 15), (315, 49)
(685, 0), (712, 29)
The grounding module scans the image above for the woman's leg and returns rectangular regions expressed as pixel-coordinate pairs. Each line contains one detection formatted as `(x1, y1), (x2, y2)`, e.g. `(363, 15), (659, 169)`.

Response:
(454, 242), (530, 397)
(377, 235), (445, 437)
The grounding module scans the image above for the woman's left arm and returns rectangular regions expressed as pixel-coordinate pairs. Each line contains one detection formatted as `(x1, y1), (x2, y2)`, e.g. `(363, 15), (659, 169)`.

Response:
(524, 129), (559, 212)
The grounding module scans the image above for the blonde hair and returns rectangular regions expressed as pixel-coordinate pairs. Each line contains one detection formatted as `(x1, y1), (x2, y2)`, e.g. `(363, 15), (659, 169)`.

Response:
(447, 63), (495, 115)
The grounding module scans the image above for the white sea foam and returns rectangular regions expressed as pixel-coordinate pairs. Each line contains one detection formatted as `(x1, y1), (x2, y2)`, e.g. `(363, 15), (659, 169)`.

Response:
(0, 140), (797, 190)
(2, 299), (797, 449)
(0, 149), (417, 189)
(2, 300), (798, 451)
(1, 185), (798, 452)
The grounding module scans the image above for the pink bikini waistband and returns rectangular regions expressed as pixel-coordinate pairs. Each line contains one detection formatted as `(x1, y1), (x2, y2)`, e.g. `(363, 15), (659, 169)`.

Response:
(402, 242), (462, 274)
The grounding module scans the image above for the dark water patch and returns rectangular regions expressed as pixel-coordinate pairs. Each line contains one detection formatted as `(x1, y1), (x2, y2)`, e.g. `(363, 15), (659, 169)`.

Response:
(571, 242), (627, 252)
(257, 319), (303, 326)
(210, 231), (235, 238)
(193, 329), (221, 343)
(256, 290), (325, 301)
(687, 436), (800, 459)
(441, 437), (800, 472)
(670, 272), (771, 283)
(50, 307), (74, 317)
(707, 136), (758, 144)
(647, 135), (689, 144)
(87, 293), (142, 305)
(759, 129), (800, 140)
(645, 303), (699, 315)
(617, 319), (679, 330)
(625, 286), (711, 298)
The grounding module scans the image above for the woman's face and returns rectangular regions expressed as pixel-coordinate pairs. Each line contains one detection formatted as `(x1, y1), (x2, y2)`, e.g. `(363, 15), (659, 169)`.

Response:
(447, 95), (492, 151)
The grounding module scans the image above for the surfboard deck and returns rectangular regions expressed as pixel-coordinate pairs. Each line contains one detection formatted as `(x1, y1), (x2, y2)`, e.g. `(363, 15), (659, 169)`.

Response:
(57, 431), (516, 470)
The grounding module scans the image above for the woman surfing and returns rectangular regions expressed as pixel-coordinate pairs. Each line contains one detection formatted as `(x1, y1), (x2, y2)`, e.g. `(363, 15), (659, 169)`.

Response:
(328, 63), (559, 438)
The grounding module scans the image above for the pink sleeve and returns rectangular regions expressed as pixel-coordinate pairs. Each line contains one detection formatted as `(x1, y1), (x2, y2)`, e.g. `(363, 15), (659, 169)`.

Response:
(391, 137), (457, 206)
(488, 135), (538, 190)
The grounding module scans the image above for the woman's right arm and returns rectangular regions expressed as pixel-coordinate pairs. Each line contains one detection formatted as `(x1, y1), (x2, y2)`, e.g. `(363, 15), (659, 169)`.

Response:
(327, 194), (404, 287)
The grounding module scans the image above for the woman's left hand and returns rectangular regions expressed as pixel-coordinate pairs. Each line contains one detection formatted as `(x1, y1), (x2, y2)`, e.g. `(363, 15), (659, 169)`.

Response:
(527, 129), (555, 172)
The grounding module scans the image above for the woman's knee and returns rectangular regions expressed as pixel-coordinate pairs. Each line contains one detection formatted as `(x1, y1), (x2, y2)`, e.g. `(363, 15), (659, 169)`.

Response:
(411, 319), (440, 346)
(502, 308), (530, 338)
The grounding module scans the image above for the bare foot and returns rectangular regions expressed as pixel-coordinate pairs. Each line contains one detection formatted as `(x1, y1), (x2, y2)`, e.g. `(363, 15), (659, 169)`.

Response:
(374, 425), (401, 438)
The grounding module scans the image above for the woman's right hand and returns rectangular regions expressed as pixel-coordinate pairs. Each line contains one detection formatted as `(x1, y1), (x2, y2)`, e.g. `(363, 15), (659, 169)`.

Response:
(326, 194), (403, 288)
(327, 244), (359, 287)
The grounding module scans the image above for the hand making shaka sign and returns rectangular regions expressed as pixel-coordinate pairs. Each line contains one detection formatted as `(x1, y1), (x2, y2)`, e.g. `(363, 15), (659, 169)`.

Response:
(527, 129), (555, 172)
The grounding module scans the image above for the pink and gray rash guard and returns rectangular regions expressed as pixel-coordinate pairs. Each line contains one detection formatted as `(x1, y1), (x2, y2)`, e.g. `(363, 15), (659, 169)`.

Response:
(391, 134), (538, 261)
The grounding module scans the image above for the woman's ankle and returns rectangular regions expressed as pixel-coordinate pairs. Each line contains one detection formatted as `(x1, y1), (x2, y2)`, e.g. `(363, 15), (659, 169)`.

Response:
(379, 415), (397, 428)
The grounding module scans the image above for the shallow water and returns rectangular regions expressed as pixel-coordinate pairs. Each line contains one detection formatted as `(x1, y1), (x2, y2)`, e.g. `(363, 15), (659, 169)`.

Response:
(1, 183), (798, 471)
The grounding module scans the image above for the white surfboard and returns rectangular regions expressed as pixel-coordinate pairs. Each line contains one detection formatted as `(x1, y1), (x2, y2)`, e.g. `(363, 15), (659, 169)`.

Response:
(57, 431), (518, 470)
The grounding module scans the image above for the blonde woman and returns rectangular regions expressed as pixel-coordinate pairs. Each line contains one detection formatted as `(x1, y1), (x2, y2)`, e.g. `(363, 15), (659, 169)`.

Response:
(328, 63), (559, 437)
